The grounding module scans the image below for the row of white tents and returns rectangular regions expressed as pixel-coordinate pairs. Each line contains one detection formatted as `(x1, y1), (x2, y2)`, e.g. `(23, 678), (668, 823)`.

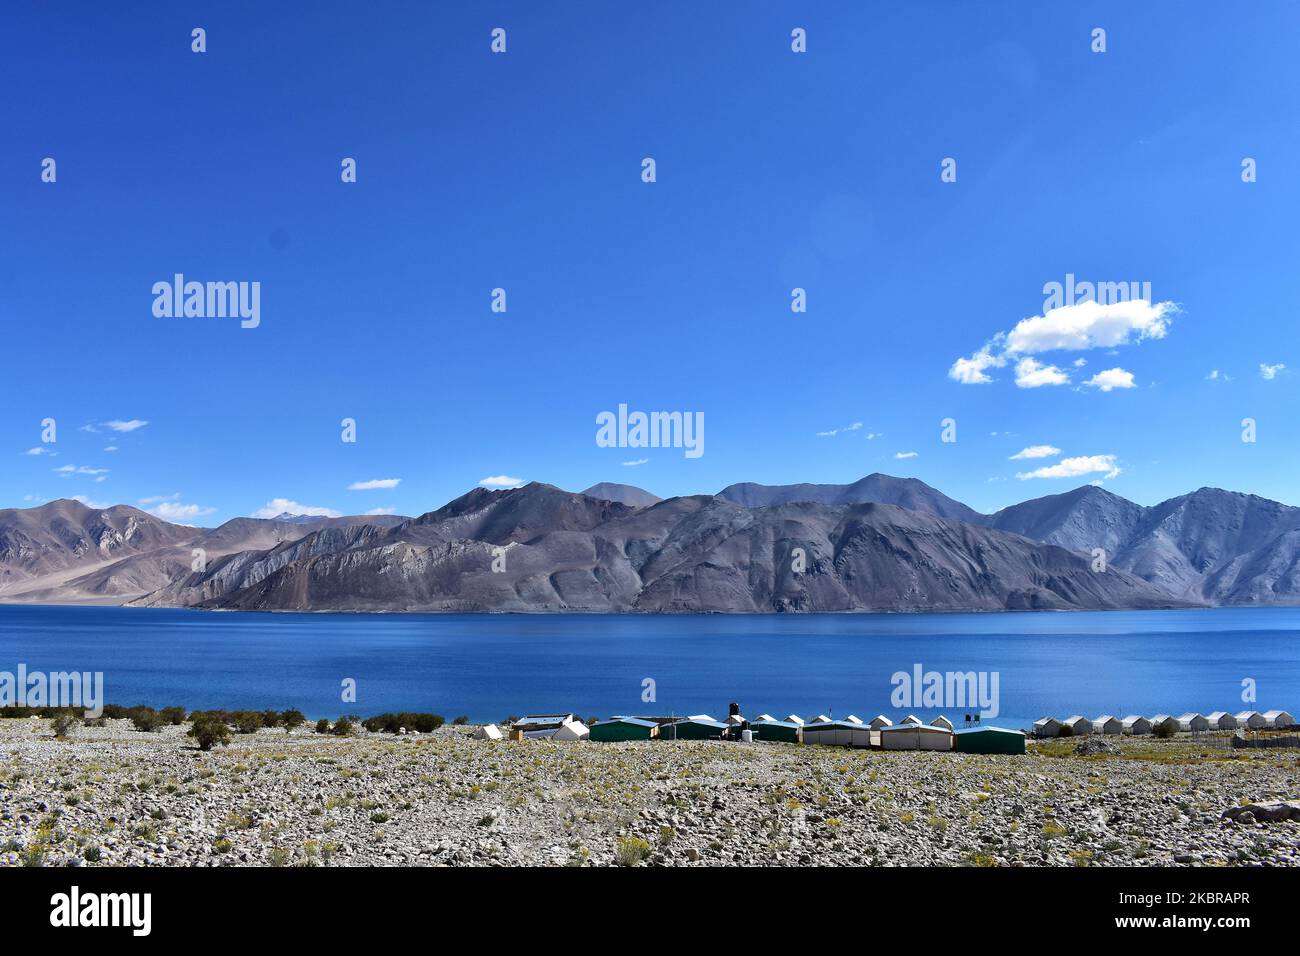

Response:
(1033, 709), (1295, 737)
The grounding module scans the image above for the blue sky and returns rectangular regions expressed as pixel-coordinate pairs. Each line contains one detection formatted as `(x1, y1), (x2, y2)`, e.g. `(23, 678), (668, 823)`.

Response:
(2, 1), (1297, 524)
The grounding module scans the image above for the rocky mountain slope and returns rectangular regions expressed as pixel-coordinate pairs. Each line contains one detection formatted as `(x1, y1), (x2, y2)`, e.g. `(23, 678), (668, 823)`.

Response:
(4, 474), (1298, 611)
(129, 483), (1184, 613)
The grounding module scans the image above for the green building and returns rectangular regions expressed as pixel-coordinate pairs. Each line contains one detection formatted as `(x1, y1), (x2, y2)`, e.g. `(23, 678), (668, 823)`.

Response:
(751, 719), (802, 744)
(953, 726), (1026, 755)
(589, 717), (659, 742)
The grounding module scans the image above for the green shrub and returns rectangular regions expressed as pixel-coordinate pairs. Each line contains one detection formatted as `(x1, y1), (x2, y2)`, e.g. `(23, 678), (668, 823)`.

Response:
(1153, 721), (1175, 739)
(130, 707), (163, 733)
(232, 711), (263, 734)
(330, 716), (354, 736)
(158, 706), (186, 725)
(452, 715), (469, 726)
(188, 717), (233, 752)
(360, 712), (445, 734)
(315, 718), (331, 734)
(614, 836), (653, 867)
(1058, 723), (1074, 738)
(280, 709), (306, 732)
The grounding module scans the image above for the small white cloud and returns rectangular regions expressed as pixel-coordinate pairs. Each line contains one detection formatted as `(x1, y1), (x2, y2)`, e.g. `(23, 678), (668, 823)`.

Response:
(23, 447), (52, 456)
(252, 498), (342, 519)
(71, 495), (111, 509)
(1083, 367), (1137, 391)
(104, 446), (118, 452)
(1073, 357), (1088, 368)
(479, 475), (524, 489)
(348, 478), (401, 491)
(105, 419), (148, 432)
(53, 465), (110, 477)
(622, 458), (649, 467)
(149, 501), (216, 522)
(815, 421), (863, 438)
(363, 507), (397, 516)
(1009, 445), (1061, 460)
(138, 493), (180, 505)
(1260, 362), (1287, 380)
(1016, 454), (1121, 481)
(948, 344), (1003, 384)
(894, 451), (918, 460)
(1014, 357), (1070, 388)
(866, 432), (880, 440)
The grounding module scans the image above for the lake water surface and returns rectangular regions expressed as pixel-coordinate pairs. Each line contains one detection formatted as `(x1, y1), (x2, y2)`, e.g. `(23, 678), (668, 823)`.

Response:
(1, 605), (1296, 728)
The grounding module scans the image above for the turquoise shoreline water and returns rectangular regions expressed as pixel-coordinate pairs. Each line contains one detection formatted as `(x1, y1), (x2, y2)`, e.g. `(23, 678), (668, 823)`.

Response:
(0, 604), (1296, 726)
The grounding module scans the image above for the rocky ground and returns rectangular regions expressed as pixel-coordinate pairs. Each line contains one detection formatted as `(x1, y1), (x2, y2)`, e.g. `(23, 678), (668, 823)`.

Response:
(1, 718), (1296, 867)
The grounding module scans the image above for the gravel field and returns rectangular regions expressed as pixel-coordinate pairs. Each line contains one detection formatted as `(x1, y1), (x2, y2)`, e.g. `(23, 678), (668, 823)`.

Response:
(1, 718), (1297, 867)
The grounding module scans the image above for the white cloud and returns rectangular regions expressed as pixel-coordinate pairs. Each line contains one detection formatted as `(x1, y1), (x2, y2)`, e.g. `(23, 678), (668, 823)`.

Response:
(252, 498), (342, 519)
(138, 493), (179, 505)
(23, 447), (52, 456)
(1260, 362), (1286, 380)
(71, 495), (112, 509)
(1005, 300), (1172, 354)
(105, 419), (148, 432)
(1073, 358), (1088, 368)
(364, 507), (396, 516)
(103, 446), (118, 452)
(1014, 357), (1070, 388)
(1205, 369), (1229, 382)
(149, 501), (216, 522)
(53, 465), (110, 477)
(348, 478), (401, 490)
(866, 432), (881, 440)
(479, 475), (524, 489)
(1016, 454), (1121, 481)
(1009, 445), (1061, 460)
(951, 299), (1175, 385)
(894, 451), (918, 459)
(622, 458), (649, 467)
(948, 344), (1003, 384)
(815, 421), (864, 437)
(1082, 367), (1136, 391)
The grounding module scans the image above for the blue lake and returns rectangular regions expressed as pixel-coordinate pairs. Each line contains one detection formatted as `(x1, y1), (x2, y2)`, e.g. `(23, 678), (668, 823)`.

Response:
(0, 605), (1296, 728)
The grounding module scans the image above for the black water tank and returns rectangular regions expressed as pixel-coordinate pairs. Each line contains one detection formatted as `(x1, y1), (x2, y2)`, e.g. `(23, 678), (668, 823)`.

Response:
(729, 701), (740, 717)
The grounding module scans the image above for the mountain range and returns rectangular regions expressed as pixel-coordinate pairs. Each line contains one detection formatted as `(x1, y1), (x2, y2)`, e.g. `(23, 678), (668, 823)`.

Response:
(1, 474), (1296, 613)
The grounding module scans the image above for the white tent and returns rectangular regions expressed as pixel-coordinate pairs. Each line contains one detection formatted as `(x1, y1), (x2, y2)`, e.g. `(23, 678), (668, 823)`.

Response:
(899, 714), (923, 726)
(755, 714), (775, 723)
(801, 720), (873, 749)
(880, 724), (954, 751)
(931, 715), (954, 731)
(553, 719), (590, 741)
(1092, 715), (1123, 735)
(810, 715), (832, 724)
(783, 714), (805, 726)
(869, 714), (893, 729)
(1062, 715), (1093, 735)
(1234, 710), (1267, 729)
(473, 723), (503, 741)
(1033, 717), (1062, 737)
(1262, 709), (1296, 728)
(1206, 711), (1238, 730)
(843, 714), (864, 725)
(1177, 713), (1209, 732)
(1121, 715), (1152, 735)
(1151, 714), (1180, 734)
